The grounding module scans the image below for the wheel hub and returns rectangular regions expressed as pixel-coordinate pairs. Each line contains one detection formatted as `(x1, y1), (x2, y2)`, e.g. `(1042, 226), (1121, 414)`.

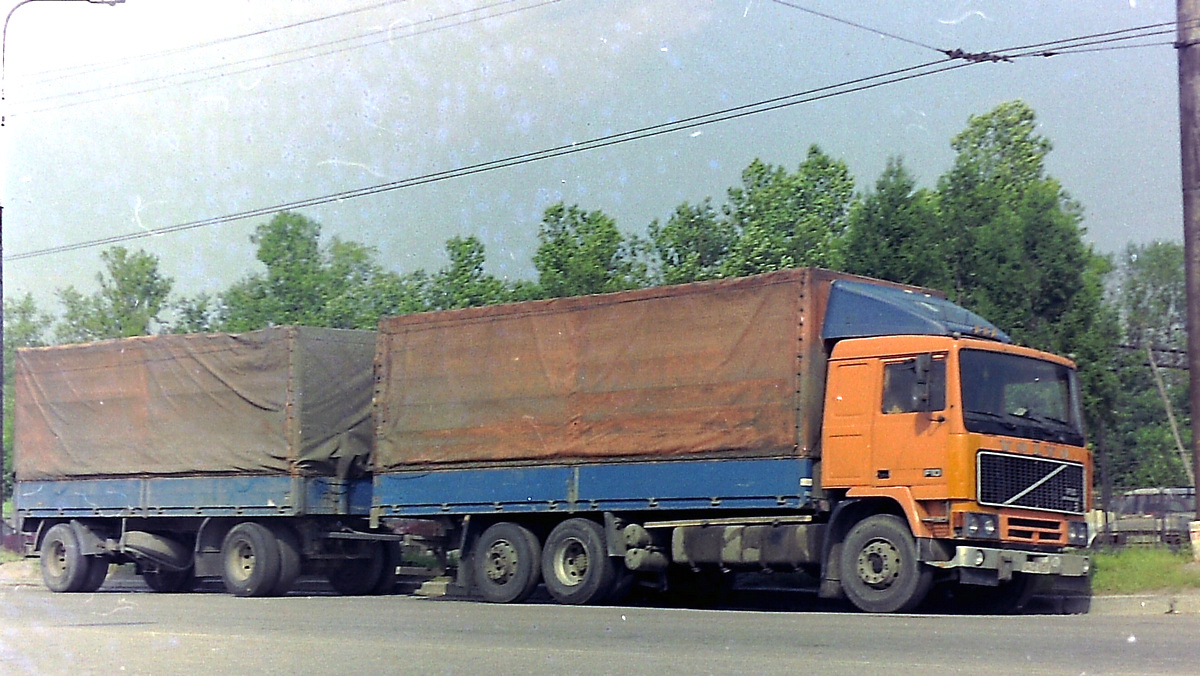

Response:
(856, 539), (901, 588)
(483, 540), (519, 584)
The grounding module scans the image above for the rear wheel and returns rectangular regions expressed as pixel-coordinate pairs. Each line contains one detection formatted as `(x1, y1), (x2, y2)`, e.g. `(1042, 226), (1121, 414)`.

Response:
(840, 514), (932, 613)
(80, 558), (110, 592)
(221, 522), (281, 597)
(40, 524), (91, 593)
(473, 522), (541, 603)
(266, 523), (302, 596)
(541, 518), (616, 605)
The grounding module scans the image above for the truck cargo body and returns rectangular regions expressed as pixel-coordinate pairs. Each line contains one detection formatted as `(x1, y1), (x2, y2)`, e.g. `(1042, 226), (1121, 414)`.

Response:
(371, 269), (1092, 612)
(14, 327), (392, 596)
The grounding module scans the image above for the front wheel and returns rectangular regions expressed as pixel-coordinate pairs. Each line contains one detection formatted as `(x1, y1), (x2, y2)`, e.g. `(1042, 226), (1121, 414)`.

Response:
(839, 514), (932, 613)
(541, 518), (616, 605)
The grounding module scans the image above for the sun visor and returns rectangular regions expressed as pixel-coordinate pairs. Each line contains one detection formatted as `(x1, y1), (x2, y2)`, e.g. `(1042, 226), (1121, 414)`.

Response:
(821, 280), (1011, 343)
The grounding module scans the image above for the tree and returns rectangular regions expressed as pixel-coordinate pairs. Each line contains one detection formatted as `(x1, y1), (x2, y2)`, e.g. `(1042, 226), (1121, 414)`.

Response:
(842, 157), (946, 288)
(218, 212), (429, 331)
(426, 236), (507, 310)
(648, 199), (735, 284)
(533, 203), (648, 297)
(1104, 241), (1191, 490)
(720, 147), (854, 277)
(935, 101), (1096, 351)
(55, 247), (173, 343)
(1114, 241), (1187, 350)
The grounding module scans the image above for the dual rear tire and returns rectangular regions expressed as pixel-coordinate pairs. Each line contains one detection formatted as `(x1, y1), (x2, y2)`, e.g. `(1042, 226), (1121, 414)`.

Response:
(40, 523), (108, 593)
(472, 518), (620, 606)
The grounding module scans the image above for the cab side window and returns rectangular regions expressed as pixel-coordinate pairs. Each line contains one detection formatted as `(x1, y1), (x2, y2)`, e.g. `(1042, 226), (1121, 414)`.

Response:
(881, 355), (946, 414)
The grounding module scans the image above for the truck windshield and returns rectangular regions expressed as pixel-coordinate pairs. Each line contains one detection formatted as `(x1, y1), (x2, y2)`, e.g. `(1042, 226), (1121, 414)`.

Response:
(959, 349), (1085, 446)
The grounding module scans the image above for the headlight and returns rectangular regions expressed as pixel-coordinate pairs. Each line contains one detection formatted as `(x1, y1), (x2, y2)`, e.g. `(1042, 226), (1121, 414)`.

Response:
(963, 512), (1000, 540)
(1067, 520), (1090, 547)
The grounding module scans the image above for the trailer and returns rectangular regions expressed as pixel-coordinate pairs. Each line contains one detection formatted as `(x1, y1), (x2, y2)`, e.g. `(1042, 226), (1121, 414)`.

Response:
(13, 326), (395, 596)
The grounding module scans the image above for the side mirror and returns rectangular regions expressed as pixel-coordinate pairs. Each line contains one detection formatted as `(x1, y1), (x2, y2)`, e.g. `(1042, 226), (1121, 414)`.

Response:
(913, 354), (933, 412)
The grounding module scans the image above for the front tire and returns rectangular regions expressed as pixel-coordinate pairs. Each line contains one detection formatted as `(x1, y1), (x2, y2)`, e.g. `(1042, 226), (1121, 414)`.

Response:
(221, 522), (282, 597)
(541, 518), (616, 605)
(840, 514), (932, 613)
(473, 522), (541, 603)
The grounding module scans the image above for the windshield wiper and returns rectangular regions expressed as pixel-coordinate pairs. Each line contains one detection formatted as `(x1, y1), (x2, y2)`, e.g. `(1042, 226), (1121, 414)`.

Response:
(965, 409), (1017, 429)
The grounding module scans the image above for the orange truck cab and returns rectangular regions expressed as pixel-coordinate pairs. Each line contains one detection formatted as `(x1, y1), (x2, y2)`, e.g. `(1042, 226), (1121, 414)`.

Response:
(817, 282), (1091, 612)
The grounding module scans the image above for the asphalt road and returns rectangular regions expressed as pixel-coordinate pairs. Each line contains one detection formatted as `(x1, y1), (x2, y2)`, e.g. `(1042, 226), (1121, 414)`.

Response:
(1, 582), (1198, 676)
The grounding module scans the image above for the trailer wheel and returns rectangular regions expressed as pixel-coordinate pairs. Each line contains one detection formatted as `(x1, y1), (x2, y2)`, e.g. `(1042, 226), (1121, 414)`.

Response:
(221, 522), (282, 597)
(266, 523), (302, 596)
(371, 541), (401, 595)
(473, 522), (541, 603)
(40, 524), (91, 593)
(840, 514), (932, 613)
(541, 518), (616, 605)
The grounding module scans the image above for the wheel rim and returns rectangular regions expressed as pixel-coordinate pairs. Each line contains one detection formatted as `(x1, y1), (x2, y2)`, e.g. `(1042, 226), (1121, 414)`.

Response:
(228, 538), (256, 584)
(855, 538), (902, 588)
(552, 537), (589, 587)
(46, 539), (68, 578)
(482, 539), (519, 585)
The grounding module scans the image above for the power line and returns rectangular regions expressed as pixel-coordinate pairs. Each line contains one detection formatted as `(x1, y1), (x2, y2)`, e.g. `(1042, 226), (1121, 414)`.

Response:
(16, 0), (413, 85)
(11, 0), (553, 117)
(766, 0), (944, 54)
(4, 18), (1181, 261)
(5, 58), (969, 262)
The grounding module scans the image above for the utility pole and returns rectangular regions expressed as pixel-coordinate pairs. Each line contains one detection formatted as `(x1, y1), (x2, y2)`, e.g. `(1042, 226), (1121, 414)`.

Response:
(1178, 0), (1200, 521)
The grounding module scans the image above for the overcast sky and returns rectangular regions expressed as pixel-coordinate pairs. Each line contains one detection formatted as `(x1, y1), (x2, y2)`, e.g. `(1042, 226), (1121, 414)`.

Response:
(0, 0), (1182, 312)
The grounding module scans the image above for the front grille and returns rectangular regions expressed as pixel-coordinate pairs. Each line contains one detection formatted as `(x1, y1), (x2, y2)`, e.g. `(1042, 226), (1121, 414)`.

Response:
(977, 451), (1085, 515)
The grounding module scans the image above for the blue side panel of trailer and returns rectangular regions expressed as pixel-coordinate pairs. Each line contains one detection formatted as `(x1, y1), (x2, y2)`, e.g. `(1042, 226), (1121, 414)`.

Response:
(14, 475), (372, 520)
(371, 457), (814, 517)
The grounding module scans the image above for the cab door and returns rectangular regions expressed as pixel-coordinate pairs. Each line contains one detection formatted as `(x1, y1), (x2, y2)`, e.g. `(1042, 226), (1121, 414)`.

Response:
(870, 353), (950, 487)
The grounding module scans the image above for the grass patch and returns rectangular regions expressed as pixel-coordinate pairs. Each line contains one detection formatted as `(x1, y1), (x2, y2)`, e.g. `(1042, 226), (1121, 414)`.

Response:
(1090, 546), (1200, 595)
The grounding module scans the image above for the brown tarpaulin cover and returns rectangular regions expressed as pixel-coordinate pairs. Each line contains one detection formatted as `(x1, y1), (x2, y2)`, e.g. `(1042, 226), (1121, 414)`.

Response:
(14, 327), (376, 481)
(374, 269), (839, 470)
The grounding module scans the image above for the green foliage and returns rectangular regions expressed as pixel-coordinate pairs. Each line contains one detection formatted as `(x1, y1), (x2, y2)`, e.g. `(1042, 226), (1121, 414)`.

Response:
(720, 147), (854, 276)
(427, 236), (508, 310)
(55, 247), (173, 343)
(218, 212), (428, 331)
(1090, 547), (1200, 595)
(1115, 241), (1187, 349)
(648, 199), (734, 284)
(842, 157), (945, 288)
(1102, 241), (1192, 491)
(533, 203), (648, 297)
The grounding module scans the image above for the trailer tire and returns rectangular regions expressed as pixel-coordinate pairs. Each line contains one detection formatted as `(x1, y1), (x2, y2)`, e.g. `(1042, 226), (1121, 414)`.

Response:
(221, 522), (282, 597)
(371, 541), (401, 595)
(840, 514), (932, 613)
(541, 518), (616, 605)
(267, 523), (302, 596)
(473, 522), (542, 603)
(40, 524), (92, 593)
